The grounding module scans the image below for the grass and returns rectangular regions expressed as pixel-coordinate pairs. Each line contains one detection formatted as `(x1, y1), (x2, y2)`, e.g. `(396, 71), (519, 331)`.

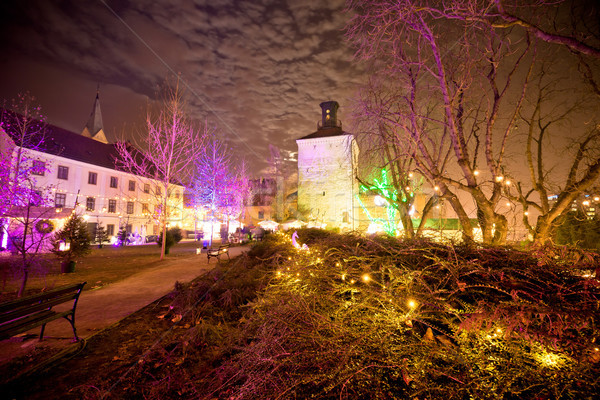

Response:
(0, 240), (207, 301)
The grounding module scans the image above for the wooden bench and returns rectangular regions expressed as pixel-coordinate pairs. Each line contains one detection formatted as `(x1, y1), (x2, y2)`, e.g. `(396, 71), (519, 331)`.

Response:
(207, 243), (230, 262)
(0, 282), (86, 342)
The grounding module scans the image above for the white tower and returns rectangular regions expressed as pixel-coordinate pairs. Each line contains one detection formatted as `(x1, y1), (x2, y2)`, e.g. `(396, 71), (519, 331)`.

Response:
(296, 101), (359, 230)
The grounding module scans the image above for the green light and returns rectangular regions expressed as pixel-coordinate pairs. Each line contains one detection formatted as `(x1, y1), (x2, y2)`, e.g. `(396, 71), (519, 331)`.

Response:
(358, 168), (403, 236)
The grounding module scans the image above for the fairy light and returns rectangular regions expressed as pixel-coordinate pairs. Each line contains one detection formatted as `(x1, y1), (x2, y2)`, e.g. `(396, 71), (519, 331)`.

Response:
(362, 274), (370, 283)
(473, 170), (480, 176)
(407, 299), (417, 309)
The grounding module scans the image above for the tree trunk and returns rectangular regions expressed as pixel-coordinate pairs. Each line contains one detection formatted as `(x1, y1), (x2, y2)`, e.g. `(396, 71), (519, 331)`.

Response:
(18, 265), (28, 298)
(445, 191), (474, 242)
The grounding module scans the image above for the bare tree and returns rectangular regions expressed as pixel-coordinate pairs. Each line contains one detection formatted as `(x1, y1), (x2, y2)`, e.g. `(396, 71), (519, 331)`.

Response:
(353, 105), (437, 238)
(0, 93), (54, 296)
(507, 64), (600, 243)
(115, 81), (204, 260)
(346, 0), (538, 244)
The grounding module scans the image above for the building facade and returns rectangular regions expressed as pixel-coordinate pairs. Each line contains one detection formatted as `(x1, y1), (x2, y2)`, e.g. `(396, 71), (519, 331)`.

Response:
(296, 101), (360, 230)
(0, 94), (184, 247)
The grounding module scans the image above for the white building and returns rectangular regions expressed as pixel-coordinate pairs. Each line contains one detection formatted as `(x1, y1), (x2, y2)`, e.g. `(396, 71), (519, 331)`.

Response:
(0, 93), (184, 246)
(296, 101), (360, 230)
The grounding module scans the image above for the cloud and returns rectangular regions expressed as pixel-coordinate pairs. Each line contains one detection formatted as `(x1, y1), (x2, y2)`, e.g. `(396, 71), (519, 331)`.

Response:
(0, 0), (365, 174)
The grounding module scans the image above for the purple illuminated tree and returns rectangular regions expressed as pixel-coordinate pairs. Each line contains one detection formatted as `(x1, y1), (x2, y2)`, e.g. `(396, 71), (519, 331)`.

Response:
(115, 81), (205, 260)
(0, 93), (54, 296)
(188, 126), (248, 247)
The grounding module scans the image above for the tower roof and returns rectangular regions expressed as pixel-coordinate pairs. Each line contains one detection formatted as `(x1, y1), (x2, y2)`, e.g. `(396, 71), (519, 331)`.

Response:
(82, 87), (108, 143)
(297, 100), (346, 140)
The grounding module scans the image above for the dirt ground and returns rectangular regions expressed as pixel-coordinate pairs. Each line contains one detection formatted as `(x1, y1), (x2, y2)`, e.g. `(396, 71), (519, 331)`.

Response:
(1, 293), (176, 399)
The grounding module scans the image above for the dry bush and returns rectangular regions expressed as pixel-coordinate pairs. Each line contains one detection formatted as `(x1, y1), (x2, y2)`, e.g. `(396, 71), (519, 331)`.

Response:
(97, 231), (600, 399)
(213, 231), (600, 399)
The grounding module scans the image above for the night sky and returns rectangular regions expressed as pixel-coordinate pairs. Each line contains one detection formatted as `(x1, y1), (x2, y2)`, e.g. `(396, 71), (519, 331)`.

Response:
(0, 0), (364, 175)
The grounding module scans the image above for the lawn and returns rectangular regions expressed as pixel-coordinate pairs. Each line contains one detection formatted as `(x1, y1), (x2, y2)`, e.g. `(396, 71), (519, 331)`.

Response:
(0, 240), (205, 301)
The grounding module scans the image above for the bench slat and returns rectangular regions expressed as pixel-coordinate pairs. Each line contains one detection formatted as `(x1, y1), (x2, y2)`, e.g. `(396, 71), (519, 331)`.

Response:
(0, 310), (63, 339)
(0, 282), (86, 341)
(207, 244), (231, 260)
(0, 292), (81, 324)
(0, 309), (74, 340)
(0, 283), (85, 313)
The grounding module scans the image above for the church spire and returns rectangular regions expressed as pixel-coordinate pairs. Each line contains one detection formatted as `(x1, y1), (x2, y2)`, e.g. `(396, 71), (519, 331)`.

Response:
(81, 85), (108, 143)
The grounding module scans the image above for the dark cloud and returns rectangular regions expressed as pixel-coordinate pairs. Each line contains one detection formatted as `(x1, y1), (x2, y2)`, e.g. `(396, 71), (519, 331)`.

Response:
(0, 0), (364, 174)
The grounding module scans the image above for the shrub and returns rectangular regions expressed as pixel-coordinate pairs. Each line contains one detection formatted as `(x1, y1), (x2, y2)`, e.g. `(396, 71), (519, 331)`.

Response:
(50, 213), (91, 263)
(157, 227), (183, 254)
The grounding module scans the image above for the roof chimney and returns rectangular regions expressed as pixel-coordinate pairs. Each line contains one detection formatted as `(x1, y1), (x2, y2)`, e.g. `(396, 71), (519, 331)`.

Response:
(319, 101), (339, 129)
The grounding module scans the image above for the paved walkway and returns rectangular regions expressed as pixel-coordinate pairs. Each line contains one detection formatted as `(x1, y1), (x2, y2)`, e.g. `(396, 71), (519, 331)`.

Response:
(0, 245), (250, 364)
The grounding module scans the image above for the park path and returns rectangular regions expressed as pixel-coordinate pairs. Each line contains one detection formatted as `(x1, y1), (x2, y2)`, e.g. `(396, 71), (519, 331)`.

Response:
(0, 245), (249, 364)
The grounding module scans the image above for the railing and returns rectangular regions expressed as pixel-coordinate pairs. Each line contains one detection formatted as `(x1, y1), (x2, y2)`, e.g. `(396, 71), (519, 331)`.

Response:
(317, 119), (342, 130)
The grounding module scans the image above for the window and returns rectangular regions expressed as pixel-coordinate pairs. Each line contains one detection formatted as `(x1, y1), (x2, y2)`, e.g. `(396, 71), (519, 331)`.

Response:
(142, 203), (149, 214)
(258, 211), (264, 219)
(156, 186), (162, 196)
(86, 197), (95, 211)
(55, 193), (66, 208)
(127, 201), (134, 214)
(110, 176), (118, 188)
(88, 172), (97, 185)
(108, 199), (117, 213)
(29, 189), (42, 206)
(106, 224), (115, 236)
(128, 180), (136, 191)
(57, 165), (69, 180)
(144, 184), (150, 193)
(174, 190), (180, 199)
(32, 160), (45, 176)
